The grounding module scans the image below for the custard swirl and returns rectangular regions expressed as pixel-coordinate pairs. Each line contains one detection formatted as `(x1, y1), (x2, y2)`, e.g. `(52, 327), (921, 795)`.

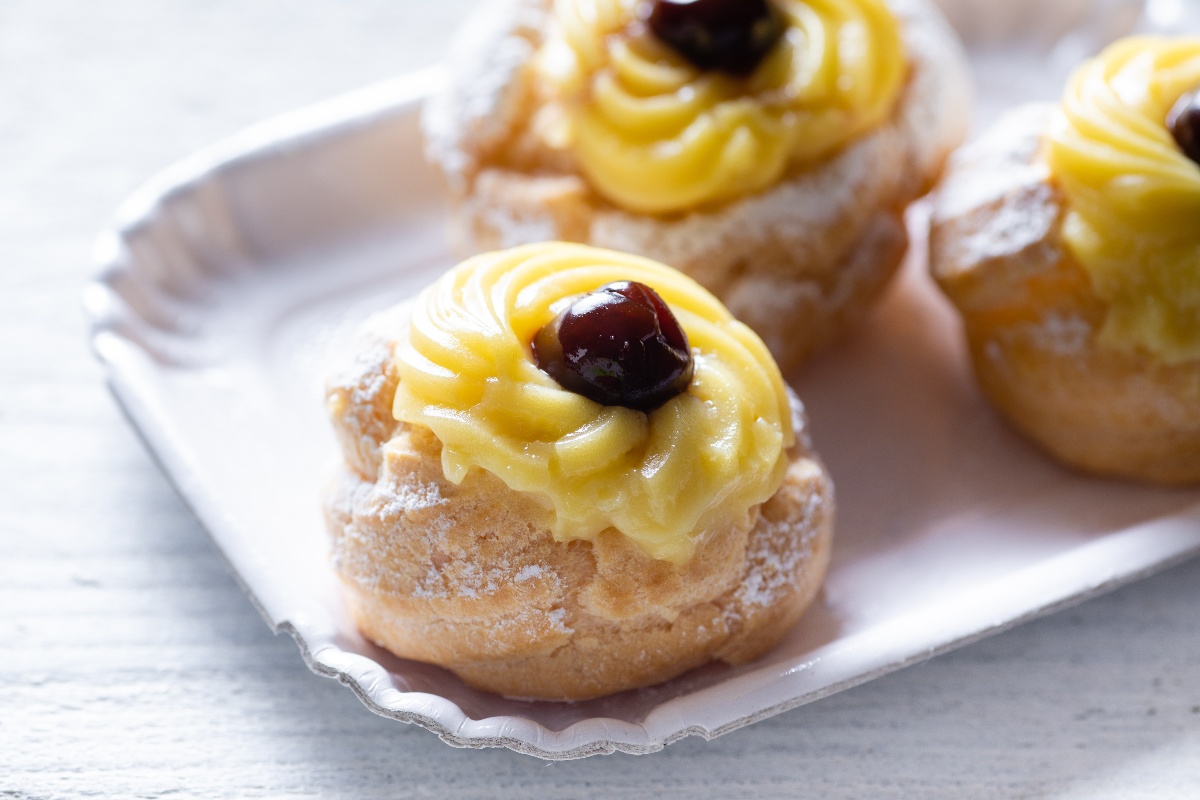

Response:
(537, 0), (906, 213)
(1046, 37), (1200, 362)
(391, 243), (794, 564)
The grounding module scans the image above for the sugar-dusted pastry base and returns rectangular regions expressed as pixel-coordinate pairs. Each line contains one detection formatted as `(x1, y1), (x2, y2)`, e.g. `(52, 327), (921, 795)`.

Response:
(422, 0), (971, 375)
(930, 105), (1200, 485)
(323, 307), (834, 701)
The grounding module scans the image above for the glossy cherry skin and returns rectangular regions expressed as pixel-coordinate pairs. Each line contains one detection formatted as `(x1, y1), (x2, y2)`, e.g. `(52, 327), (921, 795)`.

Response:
(1168, 89), (1200, 166)
(646, 0), (785, 76)
(533, 281), (693, 412)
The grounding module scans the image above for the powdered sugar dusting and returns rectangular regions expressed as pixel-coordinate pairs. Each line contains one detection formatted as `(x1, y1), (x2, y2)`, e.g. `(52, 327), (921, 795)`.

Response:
(327, 333), (391, 404)
(984, 312), (1091, 366)
(377, 479), (444, 518)
(422, 0), (549, 191)
(1025, 313), (1091, 356)
(729, 473), (826, 617)
(514, 564), (545, 582)
(722, 456), (829, 627)
(407, 547), (563, 601)
(477, 198), (560, 247)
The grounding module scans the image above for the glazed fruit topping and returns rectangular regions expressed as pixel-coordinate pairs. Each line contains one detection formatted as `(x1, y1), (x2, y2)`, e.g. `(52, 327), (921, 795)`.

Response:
(534, 281), (694, 411)
(647, 0), (785, 76)
(1169, 89), (1200, 166)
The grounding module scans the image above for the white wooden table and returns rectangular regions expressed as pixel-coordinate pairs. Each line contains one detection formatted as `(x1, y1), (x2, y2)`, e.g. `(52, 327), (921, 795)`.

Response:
(3, 1), (1199, 796)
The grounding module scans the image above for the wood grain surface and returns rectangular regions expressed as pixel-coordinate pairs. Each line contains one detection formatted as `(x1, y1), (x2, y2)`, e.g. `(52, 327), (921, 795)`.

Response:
(2, 1), (1199, 797)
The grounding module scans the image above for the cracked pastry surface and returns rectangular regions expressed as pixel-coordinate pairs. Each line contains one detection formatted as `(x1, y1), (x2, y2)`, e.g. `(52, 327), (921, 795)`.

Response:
(930, 38), (1200, 484)
(323, 244), (834, 700)
(423, 0), (970, 374)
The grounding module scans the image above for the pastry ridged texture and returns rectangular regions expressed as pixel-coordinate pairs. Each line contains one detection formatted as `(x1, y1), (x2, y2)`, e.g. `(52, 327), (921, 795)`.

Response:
(323, 305), (834, 700)
(422, 0), (971, 374)
(930, 105), (1200, 485)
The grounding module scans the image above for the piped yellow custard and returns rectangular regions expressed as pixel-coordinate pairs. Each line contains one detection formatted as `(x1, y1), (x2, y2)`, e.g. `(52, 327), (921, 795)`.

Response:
(390, 243), (794, 564)
(1046, 36), (1200, 363)
(536, 0), (906, 213)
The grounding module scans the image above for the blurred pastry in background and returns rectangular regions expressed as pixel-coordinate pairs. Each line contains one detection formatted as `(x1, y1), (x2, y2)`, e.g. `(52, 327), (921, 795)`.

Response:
(930, 36), (1200, 484)
(423, 0), (970, 372)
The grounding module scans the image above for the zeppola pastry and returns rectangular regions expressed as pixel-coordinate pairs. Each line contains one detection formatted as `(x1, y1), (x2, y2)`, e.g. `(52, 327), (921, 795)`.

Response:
(423, 0), (970, 372)
(323, 243), (833, 700)
(930, 37), (1200, 485)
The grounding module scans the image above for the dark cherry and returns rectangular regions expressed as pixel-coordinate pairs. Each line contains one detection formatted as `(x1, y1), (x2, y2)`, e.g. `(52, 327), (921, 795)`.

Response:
(1168, 89), (1200, 166)
(646, 0), (785, 76)
(533, 281), (693, 412)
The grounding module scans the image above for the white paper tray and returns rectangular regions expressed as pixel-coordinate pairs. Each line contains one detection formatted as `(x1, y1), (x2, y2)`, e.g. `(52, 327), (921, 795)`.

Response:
(84, 0), (1200, 759)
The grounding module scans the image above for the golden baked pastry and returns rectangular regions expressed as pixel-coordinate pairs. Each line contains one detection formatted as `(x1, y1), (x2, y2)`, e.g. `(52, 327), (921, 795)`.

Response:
(323, 243), (834, 700)
(423, 0), (970, 373)
(930, 37), (1200, 485)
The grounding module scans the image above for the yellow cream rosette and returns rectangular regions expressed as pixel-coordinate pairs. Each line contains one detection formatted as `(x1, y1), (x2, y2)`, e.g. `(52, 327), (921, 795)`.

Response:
(390, 243), (794, 564)
(537, 0), (906, 213)
(1046, 37), (1200, 363)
